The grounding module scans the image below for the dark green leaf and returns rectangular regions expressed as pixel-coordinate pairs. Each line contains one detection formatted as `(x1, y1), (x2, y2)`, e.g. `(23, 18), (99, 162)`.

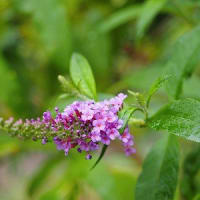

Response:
(136, 0), (167, 39)
(135, 134), (179, 200)
(148, 98), (200, 142)
(70, 53), (97, 100)
(164, 25), (200, 99)
(90, 145), (108, 170)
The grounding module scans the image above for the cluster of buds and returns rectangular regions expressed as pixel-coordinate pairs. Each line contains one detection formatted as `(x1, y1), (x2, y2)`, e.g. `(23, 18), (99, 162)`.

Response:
(0, 93), (135, 159)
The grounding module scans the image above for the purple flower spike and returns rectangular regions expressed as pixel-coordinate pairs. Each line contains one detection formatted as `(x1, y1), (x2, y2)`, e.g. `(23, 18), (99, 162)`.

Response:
(39, 93), (135, 159)
(1, 93), (136, 159)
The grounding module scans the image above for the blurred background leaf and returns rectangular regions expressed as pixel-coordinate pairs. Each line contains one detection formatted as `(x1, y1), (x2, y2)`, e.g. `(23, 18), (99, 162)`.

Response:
(135, 134), (179, 200)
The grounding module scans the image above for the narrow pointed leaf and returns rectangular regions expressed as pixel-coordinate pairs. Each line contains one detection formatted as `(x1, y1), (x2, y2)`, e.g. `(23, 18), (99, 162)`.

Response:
(146, 75), (169, 108)
(70, 53), (97, 100)
(90, 145), (108, 170)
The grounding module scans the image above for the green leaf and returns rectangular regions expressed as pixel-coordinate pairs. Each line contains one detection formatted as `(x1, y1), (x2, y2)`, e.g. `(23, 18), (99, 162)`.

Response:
(90, 145), (108, 170)
(27, 154), (63, 197)
(135, 134), (179, 200)
(146, 75), (169, 108)
(70, 53), (97, 100)
(98, 5), (142, 33)
(148, 98), (200, 142)
(164, 25), (200, 99)
(136, 0), (167, 39)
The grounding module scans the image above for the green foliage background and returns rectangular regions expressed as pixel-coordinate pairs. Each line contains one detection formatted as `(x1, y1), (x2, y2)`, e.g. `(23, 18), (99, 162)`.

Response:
(0, 0), (200, 199)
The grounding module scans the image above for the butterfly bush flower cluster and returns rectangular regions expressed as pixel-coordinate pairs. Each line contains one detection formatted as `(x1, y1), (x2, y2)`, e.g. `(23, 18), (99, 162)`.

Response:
(0, 93), (135, 160)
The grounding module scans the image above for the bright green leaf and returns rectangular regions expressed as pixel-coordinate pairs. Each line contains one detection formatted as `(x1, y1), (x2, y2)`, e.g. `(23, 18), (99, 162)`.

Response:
(70, 53), (97, 100)
(148, 98), (200, 142)
(135, 134), (179, 200)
